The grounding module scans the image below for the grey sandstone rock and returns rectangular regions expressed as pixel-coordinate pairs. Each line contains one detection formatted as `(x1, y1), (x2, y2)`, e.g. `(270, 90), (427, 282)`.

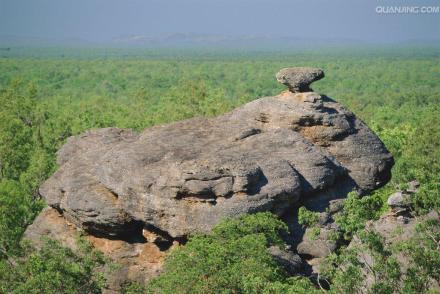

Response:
(276, 67), (325, 92)
(406, 180), (420, 194)
(37, 88), (393, 239)
(25, 67), (394, 288)
(296, 227), (339, 258)
(24, 207), (165, 292)
(387, 191), (412, 210)
(268, 246), (305, 275)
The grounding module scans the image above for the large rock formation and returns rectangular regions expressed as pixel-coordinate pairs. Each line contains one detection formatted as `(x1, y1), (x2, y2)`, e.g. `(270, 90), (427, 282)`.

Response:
(24, 67), (394, 289)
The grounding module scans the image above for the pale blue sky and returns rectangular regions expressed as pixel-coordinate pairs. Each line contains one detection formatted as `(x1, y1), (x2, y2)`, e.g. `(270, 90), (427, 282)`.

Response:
(0, 0), (439, 43)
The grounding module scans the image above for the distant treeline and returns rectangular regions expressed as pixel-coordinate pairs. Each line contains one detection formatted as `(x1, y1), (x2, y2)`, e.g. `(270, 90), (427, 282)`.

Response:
(0, 45), (439, 60)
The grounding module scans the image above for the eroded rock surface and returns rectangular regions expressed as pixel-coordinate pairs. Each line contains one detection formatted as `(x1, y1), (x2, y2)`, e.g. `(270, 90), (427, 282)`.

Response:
(387, 191), (412, 212)
(276, 67), (325, 92)
(24, 207), (166, 293)
(38, 92), (393, 238)
(268, 246), (306, 275)
(25, 67), (394, 288)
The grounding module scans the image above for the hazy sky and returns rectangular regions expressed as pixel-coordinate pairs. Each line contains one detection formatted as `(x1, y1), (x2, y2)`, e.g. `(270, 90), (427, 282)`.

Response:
(0, 0), (439, 43)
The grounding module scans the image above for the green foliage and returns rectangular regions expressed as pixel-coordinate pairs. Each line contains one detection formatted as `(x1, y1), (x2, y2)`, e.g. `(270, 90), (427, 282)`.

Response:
(0, 80), (37, 180)
(308, 227), (321, 240)
(0, 81), (54, 259)
(323, 231), (401, 294)
(0, 180), (44, 258)
(122, 281), (148, 294)
(334, 192), (384, 240)
(297, 206), (320, 228)
(358, 231), (401, 293)
(323, 217), (440, 294)
(149, 234), (281, 293)
(401, 116), (440, 213)
(259, 276), (320, 294)
(373, 114), (440, 213)
(0, 238), (107, 294)
(18, 147), (55, 195)
(147, 213), (316, 293)
(323, 249), (364, 294)
(211, 211), (288, 246)
(0, 48), (439, 292)
(370, 123), (415, 162)
(397, 218), (440, 293)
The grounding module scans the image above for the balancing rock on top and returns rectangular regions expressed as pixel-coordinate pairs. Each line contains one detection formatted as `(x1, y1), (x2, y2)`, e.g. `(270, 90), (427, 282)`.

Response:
(276, 67), (325, 92)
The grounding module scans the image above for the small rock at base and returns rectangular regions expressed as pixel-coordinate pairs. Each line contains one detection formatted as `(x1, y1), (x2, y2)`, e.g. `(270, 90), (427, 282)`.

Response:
(268, 246), (305, 275)
(406, 180), (420, 194)
(387, 191), (412, 209)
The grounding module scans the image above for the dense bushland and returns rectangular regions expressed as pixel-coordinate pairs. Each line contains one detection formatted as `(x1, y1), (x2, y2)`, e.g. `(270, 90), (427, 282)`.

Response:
(0, 48), (439, 292)
(145, 213), (318, 293)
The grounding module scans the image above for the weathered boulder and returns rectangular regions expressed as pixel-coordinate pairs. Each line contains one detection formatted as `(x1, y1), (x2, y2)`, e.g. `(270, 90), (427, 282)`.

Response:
(406, 180), (420, 194)
(276, 67), (325, 92)
(283, 197), (344, 266)
(386, 181), (419, 214)
(387, 191), (412, 212)
(268, 246), (306, 275)
(25, 67), (394, 288)
(296, 227), (339, 259)
(38, 90), (392, 238)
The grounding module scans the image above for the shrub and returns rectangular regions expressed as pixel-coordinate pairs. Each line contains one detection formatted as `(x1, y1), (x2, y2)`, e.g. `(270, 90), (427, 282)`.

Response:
(147, 212), (317, 293)
(323, 217), (440, 294)
(0, 180), (44, 258)
(0, 238), (107, 294)
(335, 192), (384, 240)
(297, 207), (320, 228)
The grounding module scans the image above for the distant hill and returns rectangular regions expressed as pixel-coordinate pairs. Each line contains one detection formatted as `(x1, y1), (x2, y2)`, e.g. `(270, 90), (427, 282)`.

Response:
(110, 33), (363, 48)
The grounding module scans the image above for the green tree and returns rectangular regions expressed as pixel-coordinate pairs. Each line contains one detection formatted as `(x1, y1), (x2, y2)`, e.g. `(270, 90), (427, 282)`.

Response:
(0, 180), (43, 258)
(0, 81), (37, 180)
(0, 238), (107, 294)
(335, 192), (384, 240)
(146, 212), (317, 294)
